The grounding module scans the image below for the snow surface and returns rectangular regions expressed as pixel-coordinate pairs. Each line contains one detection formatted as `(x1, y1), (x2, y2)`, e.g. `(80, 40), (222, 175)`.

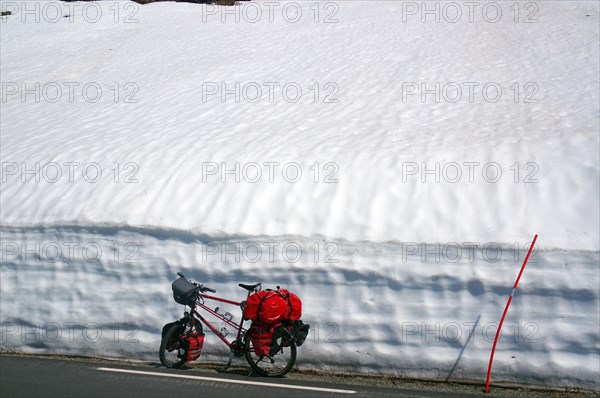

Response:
(1, 0), (599, 389)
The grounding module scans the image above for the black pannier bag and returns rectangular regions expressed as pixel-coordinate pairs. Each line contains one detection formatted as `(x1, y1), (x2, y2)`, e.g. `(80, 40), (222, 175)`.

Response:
(172, 277), (199, 306)
(277, 320), (310, 349)
(161, 320), (185, 351)
(294, 320), (310, 347)
(270, 325), (286, 356)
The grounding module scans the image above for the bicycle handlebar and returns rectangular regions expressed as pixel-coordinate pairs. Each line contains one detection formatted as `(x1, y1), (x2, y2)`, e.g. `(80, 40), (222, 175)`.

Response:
(177, 272), (216, 293)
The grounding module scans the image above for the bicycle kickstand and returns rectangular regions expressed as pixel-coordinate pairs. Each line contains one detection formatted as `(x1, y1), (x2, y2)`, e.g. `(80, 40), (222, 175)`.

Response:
(222, 351), (234, 371)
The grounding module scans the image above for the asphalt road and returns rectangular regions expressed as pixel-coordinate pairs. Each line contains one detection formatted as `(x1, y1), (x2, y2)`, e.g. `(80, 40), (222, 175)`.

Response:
(0, 355), (594, 398)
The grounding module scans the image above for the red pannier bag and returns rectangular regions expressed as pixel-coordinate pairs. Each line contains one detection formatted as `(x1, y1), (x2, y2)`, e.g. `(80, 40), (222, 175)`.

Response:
(243, 290), (288, 325)
(277, 288), (302, 321)
(250, 323), (275, 357)
(178, 332), (205, 361)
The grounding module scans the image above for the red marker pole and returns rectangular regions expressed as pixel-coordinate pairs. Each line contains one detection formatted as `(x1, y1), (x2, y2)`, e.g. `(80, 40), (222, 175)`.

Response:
(485, 234), (538, 393)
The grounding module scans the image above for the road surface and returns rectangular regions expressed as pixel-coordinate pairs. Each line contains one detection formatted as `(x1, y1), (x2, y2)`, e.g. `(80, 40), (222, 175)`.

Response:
(0, 355), (592, 398)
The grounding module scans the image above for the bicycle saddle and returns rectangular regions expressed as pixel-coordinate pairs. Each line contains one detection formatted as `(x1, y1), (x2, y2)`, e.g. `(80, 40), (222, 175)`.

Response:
(238, 283), (261, 291)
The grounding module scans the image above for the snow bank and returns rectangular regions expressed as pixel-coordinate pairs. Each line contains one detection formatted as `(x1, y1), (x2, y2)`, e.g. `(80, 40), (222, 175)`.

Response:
(1, 0), (598, 389)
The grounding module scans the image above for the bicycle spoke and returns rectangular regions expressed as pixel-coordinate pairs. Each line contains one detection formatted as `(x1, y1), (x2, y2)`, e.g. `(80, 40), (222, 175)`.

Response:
(244, 333), (296, 377)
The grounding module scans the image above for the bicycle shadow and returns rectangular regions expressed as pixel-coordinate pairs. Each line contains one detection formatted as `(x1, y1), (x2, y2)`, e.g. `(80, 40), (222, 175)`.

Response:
(200, 363), (279, 378)
(156, 362), (258, 377)
(217, 367), (257, 377)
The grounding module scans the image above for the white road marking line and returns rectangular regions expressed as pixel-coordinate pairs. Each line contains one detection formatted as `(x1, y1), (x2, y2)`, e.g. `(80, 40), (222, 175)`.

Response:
(97, 367), (356, 394)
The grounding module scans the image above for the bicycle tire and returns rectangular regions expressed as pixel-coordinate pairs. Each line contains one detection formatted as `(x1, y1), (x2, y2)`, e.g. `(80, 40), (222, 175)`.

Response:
(159, 322), (202, 368)
(244, 329), (297, 377)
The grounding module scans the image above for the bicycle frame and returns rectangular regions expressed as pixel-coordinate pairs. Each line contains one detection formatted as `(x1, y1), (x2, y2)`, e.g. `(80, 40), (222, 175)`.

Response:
(189, 292), (249, 349)
(161, 277), (298, 376)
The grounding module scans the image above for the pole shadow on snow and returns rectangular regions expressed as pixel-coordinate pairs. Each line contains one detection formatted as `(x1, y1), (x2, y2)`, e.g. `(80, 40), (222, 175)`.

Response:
(445, 314), (481, 382)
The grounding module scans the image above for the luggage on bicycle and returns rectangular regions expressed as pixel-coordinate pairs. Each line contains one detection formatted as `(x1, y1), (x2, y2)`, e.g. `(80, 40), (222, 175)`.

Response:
(292, 320), (310, 347)
(271, 324), (291, 354)
(277, 288), (302, 321)
(243, 290), (289, 325)
(161, 320), (185, 352)
(250, 323), (276, 357)
(172, 277), (199, 306)
(243, 288), (303, 325)
(178, 331), (205, 361)
(279, 320), (310, 348)
(245, 287), (307, 356)
(279, 324), (293, 348)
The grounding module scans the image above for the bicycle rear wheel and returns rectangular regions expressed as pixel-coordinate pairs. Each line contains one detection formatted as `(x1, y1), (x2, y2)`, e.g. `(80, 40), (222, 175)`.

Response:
(159, 322), (202, 368)
(244, 330), (297, 377)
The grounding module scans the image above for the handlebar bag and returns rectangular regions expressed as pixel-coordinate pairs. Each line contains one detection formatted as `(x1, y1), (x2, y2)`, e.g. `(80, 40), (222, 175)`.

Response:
(172, 277), (199, 306)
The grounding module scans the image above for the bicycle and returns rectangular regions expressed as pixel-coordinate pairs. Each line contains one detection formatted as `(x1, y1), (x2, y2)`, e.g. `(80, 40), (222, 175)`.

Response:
(159, 272), (297, 377)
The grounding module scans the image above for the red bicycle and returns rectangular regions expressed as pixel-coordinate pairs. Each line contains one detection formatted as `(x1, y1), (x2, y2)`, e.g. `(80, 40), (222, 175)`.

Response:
(159, 272), (297, 377)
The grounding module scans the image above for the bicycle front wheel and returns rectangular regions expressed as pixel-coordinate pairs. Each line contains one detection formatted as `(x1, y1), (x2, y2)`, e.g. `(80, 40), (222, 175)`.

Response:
(244, 331), (297, 377)
(159, 323), (202, 368)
